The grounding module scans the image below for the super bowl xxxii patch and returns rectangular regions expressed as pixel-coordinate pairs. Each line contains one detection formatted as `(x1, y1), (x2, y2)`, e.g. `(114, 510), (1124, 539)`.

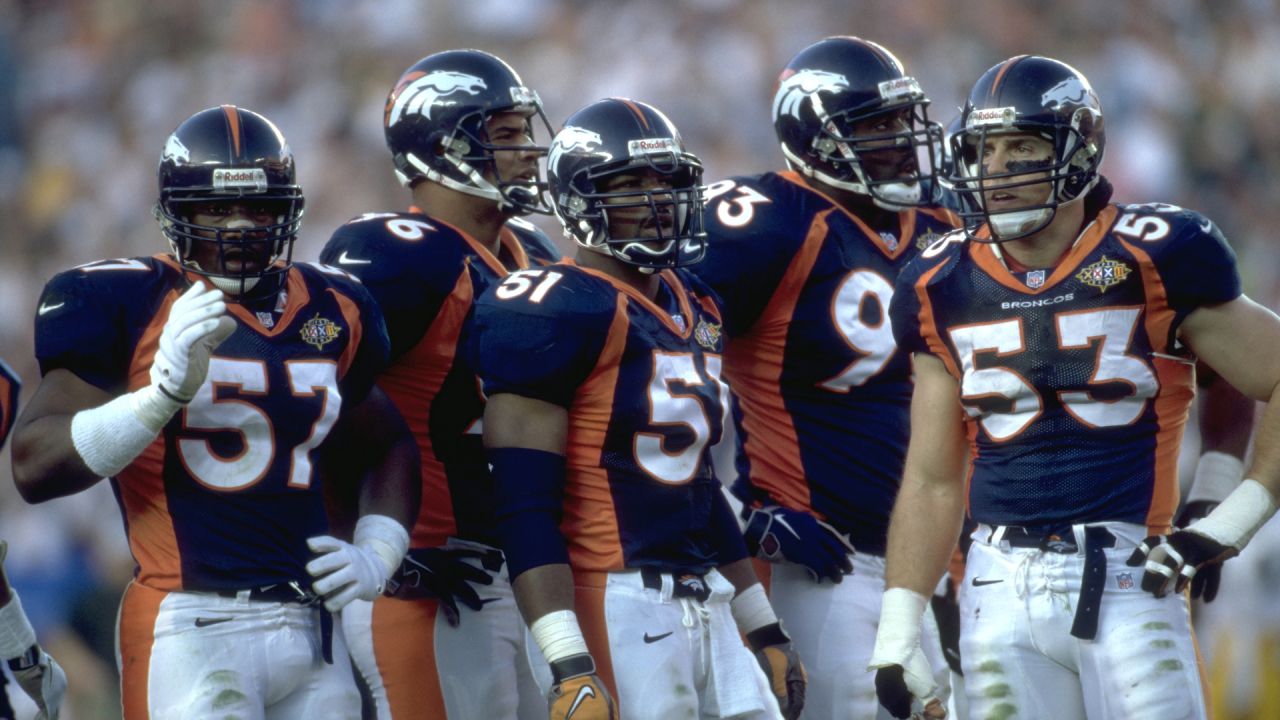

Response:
(693, 318), (722, 350)
(300, 313), (342, 350)
(1075, 255), (1131, 292)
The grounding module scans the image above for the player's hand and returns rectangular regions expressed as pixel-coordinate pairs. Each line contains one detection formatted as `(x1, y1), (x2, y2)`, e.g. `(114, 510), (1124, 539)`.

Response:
(10, 649), (67, 720)
(306, 535), (392, 612)
(745, 622), (806, 719)
(151, 282), (236, 402)
(548, 654), (616, 720)
(387, 547), (496, 627)
(743, 505), (854, 583)
(1173, 501), (1223, 601)
(870, 588), (945, 719)
(1125, 529), (1235, 599)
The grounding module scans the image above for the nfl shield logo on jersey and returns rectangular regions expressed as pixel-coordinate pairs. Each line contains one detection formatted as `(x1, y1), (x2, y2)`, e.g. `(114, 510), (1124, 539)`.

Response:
(1025, 269), (1046, 289)
(1116, 572), (1135, 590)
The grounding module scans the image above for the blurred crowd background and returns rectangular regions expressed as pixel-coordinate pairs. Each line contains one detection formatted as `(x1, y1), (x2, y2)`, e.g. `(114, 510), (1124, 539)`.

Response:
(1, 0), (1279, 717)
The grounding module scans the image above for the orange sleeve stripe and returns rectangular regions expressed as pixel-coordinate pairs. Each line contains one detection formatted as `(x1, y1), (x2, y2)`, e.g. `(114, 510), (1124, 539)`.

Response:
(914, 260), (964, 380)
(379, 270), (474, 547)
(729, 210), (833, 513)
(121, 290), (183, 588)
(327, 288), (364, 381)
(564, 297), (629, 570)
(1119, 237), (1192, 533)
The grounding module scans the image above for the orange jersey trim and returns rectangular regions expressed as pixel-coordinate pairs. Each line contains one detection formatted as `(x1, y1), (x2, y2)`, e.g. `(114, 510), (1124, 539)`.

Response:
(564, 297), (629, 571)
(968, 206), (1120, 295)
(728, 208), (834, 513)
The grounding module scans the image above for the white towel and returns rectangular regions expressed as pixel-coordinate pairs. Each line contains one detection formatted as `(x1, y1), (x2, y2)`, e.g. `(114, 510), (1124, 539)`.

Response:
(703, 570), (773, 718)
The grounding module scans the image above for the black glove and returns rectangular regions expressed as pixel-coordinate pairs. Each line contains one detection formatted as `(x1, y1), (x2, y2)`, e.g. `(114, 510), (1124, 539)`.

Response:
(743, 506), (854, 583)
(386, 547), (496, 627)
(1125, 529), (1235, 598)
(1174, 501), (1223, 601)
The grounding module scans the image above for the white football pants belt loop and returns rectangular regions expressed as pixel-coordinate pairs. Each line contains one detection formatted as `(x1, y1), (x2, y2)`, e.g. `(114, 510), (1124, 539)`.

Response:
(1070, 526), (1116, 640)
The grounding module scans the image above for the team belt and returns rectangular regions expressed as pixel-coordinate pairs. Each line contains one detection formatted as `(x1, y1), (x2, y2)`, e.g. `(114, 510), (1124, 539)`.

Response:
(640, 567), (712, 602)
(214, 581), (334, 663)
(990, 525), (1116, 640)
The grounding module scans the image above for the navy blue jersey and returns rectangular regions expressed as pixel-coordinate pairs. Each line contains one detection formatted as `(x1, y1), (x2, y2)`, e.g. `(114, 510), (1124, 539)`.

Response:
(320, 211), (560, 549)
(0, 357), (18, 448)
(474, 261), (744, 573)
(893, 203), (1241, 533)
(34, 255), (389, 591)
(695, 171), (960, 554)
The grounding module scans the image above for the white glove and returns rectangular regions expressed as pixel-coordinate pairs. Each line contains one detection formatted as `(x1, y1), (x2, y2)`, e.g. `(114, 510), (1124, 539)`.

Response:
(306, 515), (409, 613)
(150, 282), (236, 403)
(10, 649), (67, 720)
(869, 588), (945, 719)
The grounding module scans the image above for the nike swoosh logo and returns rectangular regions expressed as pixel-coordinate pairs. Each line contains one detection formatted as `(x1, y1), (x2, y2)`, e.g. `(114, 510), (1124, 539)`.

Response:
(194, 617), (235, 627)
(337, 251), (371, 265)
(37, 301), (65, 315)
(643, 631), (673, 643)
(566, 684), (596, 718)
(478, 597), (501, 606)
(971, 578), (1003, 587)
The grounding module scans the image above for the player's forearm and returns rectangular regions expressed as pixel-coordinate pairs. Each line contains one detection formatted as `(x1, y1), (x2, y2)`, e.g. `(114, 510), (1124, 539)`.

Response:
(718, 557), (761, 595)
(512, 563), (577, 625)
(1243, 382), (1280, 501)
(356, 430), (420, 530)
(12, 414), (103, 503)
(883, 472), (965, 595)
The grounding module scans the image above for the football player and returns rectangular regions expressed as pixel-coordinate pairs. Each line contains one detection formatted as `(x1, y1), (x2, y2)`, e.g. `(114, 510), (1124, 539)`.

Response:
(10, 106), (419, 719)
(693, 36), (959, 719)
(1, 359), (66, 720)
(475, 98), (805, 720)
(872, 55), (1280, 720)
(318, 49), (561, 720)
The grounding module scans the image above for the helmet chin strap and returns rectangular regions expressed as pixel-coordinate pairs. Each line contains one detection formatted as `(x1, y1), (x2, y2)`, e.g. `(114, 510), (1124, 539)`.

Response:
(782, 143), (921, 211)
(988, 207), (1051, 239)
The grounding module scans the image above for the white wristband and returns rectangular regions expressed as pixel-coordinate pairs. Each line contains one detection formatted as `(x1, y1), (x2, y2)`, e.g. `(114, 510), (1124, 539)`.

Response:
(730, 583), (777, 634)
(530, 609), (590, 663)
(869, 587), (928, 668)
(0, 590), (37, 660)
(354, 514), (411, 581)
(71, 386), (181, 478)
(1194, 478), (1279, 551)
(1187, 451), (1245, 505)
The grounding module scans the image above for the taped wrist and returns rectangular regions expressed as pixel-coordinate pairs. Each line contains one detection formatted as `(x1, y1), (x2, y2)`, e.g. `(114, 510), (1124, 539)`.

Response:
(731, 582), (778, 635)
(1196, 478), (1279, 550)
(530, 609), (590, 665)
(354, 514), (411, 584)
(1187, 451), (1245, 505)
(869, 587), (928, 667)
(71, 386), (181, 477)
(0, 590), (37, 660)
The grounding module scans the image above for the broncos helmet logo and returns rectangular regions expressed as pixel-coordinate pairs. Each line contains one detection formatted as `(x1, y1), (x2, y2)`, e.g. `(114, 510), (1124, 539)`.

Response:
(1041, 76), (1093, 111)
(772, 69), (850, 120)
(386, 71), (487, 126)
(163, 134), (190, 164)
(549, 126), (609, 175)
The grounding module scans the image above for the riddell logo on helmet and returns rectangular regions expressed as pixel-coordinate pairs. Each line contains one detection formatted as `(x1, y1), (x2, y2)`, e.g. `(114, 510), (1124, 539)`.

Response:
(968, 106), (1017, 129)
(878, 76), (922, 100)
(628, 138), (676, 157)
(213, 168), (268, 192)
